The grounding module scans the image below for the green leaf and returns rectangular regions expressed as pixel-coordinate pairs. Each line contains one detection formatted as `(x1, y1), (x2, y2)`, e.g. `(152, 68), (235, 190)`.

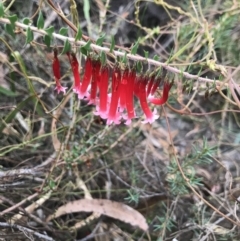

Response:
(110, 36), (115, 53)
(61, 39), (71, 55)
(49, 179), (56, 189)
(59, 27), (68, 36)
(26, 27), (34, 44)
(122, 52), (127, 64)
(43, 35), (52, 48)
(0, 2), (5, 17)
(144, 50), (149, 59)
(22, 18), (31, 25)
(5, 24), (15, 37)
(80, 40), (91, 56)
(75, 25), (82, 41)
(136, 61), (142, 73)
(37, 11), (44, 29)
(100, 51), (106, 65)
(8, 14), (17, 27)
(45, 26), (54, 37)
(0, 86), (18, 97)
(82, 40), (91, 50)
(131, 39), (139, 55)
(153, 55), (159, 61)
(96, 34), (105, 46)
(80, 47), (87, 56)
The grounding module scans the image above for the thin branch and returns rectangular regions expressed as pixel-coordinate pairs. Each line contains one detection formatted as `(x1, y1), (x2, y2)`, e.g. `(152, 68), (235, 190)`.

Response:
(0, 17), (226, 87)
(0, 222), (55, 241)
(0, 192), (39, 216)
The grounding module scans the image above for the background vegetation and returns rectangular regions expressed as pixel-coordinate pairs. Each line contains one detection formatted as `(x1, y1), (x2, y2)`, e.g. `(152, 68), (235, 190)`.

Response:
(0, 0), (240, 240)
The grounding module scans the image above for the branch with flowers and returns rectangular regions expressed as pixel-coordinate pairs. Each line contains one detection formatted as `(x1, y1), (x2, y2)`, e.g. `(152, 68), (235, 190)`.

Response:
(0, 0), (238, 126)
(0, 16), (227, 85)
(2, 1), (240, 238)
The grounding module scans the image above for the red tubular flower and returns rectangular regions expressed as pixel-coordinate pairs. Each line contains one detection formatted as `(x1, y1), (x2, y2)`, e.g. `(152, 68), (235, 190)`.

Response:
(146, 75), (155, 97)
(149, 81), (173, 105)
(67, 53), (81, 97)
(124, 69), (136, 125)
(88, 60), (101, 105)
(95, 66), (109, 118)
(150, 76), (162, 96)
(138, 75), (159, 124)
(134, 74), (140, 97)
(78, 56), (93, 99)
(119, 69), (129, 112)
(53, 49), (67, 94)
(107, 67), (121, 125)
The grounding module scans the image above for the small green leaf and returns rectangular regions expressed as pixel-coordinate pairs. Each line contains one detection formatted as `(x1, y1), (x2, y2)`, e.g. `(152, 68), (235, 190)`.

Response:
(5, 24), (15, 37)
(0, 3), (5, 17)
(43, 35), (52, 48)
(122, 52), (127, 64)
(82, 40), (91, 50)
(37, 11), (44, 29)
(131, 39), (139, 55)
(144, 50), (149, 59)
(61, 39), (71, 55)
(110, 36), (115, 53)
(8, 14), (17, 27)
(75, 25), (82, 41)
(80, 47), (87, 56)
(49, 179), (56, 189)
(45, 26), (54, 37)
(26, 27), (34, 44)
(59, 27), (68, 36)
(153, 55), (159, 61)
(0, 86), (18, 97)
(100, 51), (106, 65)
(80, 40), (91, 56)
(136, 61), (142, 73)
(96, 34), (105, 46)
(22, 18), (31, 25)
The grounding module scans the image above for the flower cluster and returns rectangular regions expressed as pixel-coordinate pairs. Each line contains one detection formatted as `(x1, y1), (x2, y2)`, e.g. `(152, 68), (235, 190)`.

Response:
(52, 52), (173, 125)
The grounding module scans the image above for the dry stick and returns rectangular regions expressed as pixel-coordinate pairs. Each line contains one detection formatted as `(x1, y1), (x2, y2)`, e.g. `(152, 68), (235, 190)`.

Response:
(0, 192), (39, 216)
(0, 17), (227, 87)
(0, 222), (55, 241)
(162, 106), (240, 227)
(10, 191), (52, 225)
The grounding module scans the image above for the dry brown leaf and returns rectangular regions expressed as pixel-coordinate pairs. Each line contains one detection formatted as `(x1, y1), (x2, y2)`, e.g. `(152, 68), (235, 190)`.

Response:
(47, 199), (148, 231)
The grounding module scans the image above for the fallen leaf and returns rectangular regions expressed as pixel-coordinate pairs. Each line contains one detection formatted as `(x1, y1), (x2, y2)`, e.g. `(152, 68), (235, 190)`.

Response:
(47, 199), (148, 231)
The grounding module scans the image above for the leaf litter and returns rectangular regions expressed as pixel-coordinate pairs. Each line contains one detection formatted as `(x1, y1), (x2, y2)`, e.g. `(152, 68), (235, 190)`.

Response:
(47, 198), (148, 231)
